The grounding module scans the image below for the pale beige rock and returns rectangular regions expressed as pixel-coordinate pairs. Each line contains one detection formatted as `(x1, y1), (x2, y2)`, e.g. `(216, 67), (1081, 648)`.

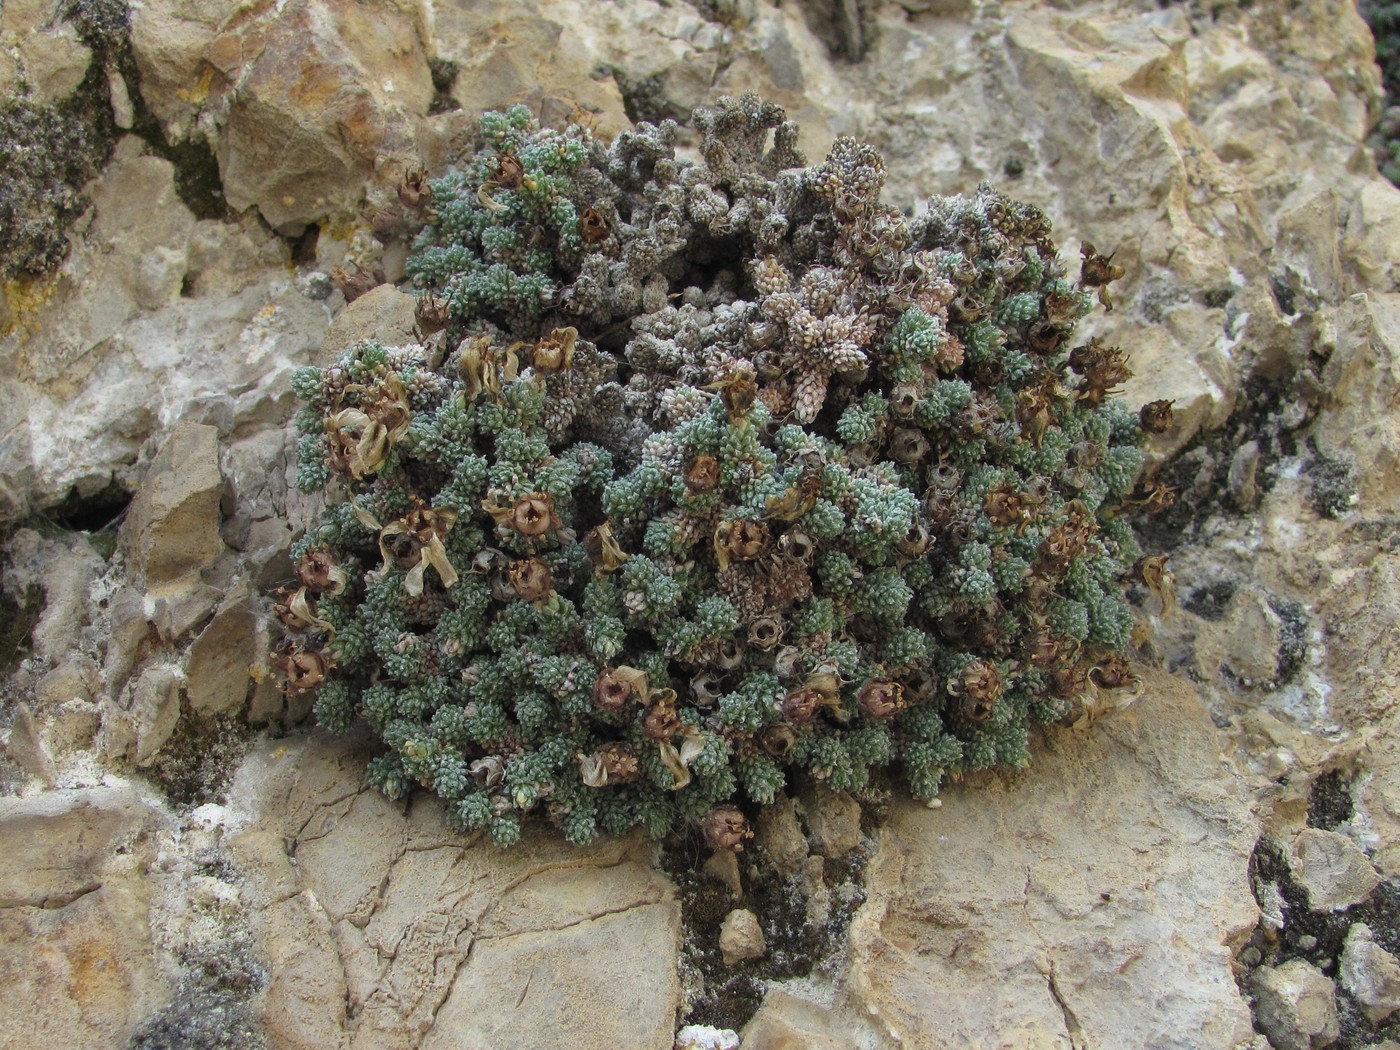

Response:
(201, 0), (434, 229)
(719, 908), (766, 966)
(2, 529), (104, 661)
(1290, 828), (1381, 912)
(108, 663), (184, 767)
(436, 2), (631, 141)
(227, 733), (682, 1049)
(5, 703), (57, 785)
(798, 782), (861, 858)
(755, 793), (807, 877)
(118, 421), (224, 591)
(742, 989), (860, 1050)
(321, 284), (419, 360)
(185, 584), (258, 716)
(1252, 959), (1340, 1050)
(130, 0), (235, 140)
(5, 0), (92, 105)
(1341, 923), (1400, 1024)
(846, 671), (1258, 1049)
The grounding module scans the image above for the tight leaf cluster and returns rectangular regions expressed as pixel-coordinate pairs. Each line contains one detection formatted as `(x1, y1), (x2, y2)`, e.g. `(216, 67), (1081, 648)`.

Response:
(278, 96), (1169, 848)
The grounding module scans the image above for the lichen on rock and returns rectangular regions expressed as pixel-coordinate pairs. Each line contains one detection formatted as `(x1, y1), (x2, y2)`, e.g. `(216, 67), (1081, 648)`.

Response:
(278, 94), (1167, 847)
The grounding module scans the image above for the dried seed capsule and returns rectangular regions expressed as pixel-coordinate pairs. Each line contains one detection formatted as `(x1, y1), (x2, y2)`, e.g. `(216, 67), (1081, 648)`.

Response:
(857, 679), (906, 721)
(508, 557), (553, 602)
(1138, 399), (1175, 434)
(684, 454), (721, 493)
(778, 687), (821, 725)
(510, 494), (557, 537)
(701, 806), (753, 852)
(282, 648), (334, 693)
(643, 692), (683, 741)
(761, 724), (798, 759)
(594, 667), (642, 711)
(952, 660), (1002, 722)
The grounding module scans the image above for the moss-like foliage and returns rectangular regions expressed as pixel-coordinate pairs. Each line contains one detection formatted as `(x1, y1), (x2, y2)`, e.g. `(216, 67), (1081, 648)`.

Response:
(280, 96), (1172, 847)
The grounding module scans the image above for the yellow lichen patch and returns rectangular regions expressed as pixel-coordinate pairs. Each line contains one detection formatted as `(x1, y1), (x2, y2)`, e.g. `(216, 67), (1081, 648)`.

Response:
(2, 274), (61, 339)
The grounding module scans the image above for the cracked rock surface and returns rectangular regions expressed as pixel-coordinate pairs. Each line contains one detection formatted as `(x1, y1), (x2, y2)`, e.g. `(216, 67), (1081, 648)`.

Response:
(4, 0), (1400, 1047)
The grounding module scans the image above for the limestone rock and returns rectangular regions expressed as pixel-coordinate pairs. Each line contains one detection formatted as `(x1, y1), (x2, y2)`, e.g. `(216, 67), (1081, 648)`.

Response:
(118, 422), (224, 592)
(719, 908), (766, 966)
(184, 585), (259, 717)
(0, 786), (168, 1048)
(1341, 923), (1400, 1024)
(105, 663), (183, 767)
(846, 670), (1259, 1048)
(197, 0), (433, 229)
(1252, 959), (1340, 1050)
(675, 1024), (740, 1050)
(798, 782), (862, 858)
(321, 284), (418, 360)
(755, 793), (807, 877)
(2, 0), (92, 105)
(741, 989), (857, 1050)
(1289, 828), (1381, 912)
(5, 703), (57, 785)
(2, 528), (104, 661)
(226, 732), (682, 1049)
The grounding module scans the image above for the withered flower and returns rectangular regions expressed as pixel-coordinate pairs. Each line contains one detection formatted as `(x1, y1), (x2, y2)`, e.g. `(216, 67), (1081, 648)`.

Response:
(1080, 242), (1126, 311)
(1050, 663), (1089, 699)
(701, 805), (753, 852)
(579, 742), (640, 788)
(274, 586), (335, 635)
(415, 295), (451, 337)
(1138, 400), (1176, 435)
(583, 521), (629, 574)
(888, 428), (931, 466)
(890, 383), (921, 417)
(281, 648), (334, 693)
(952, 660), (1002, 722)
(715, 518), (769, 569)
(1017, 384), (1055, 448)
(766, 466), (823, 521)
(1027, 320), (1063, 354)
(684, 454), (721, 493)
(508, 557), (554, 602)
(1044, 288), (1083, 325)
(470, 756), (505, 789)
(457, 336), (520, 402)
(1090, 654), (1135, 690)
(378, 503), (459, 596)
(398, 168), (431, 210)
(594, 666), (646, 711)
(857, 679), (907, 721)
(532, 326), (577, 374)
(778, 687), (821, 725)
(489, 150), (525, 189)
(295, 549), (348, 596)
(325, 374), (412, 478)
(761, 724), (799, 759)
(1069, 340), (1132, 405)
(1027, 631), (1078, 671)
(579, 206), (610, 244)
(984, 485), (1031, 528)
(330, 263), (385, 304)
(486, 492), (561, 539)
(748, 615), (785, 651)
(711, 364), (758, 424)
(690, 671), (724, 707)
(1134, 553), (1176, 615)
(1126, 481), (1178, 514)
(896, 519), (933, 558)
(643, 691), (683, 741)
(777, 528), (818, 564)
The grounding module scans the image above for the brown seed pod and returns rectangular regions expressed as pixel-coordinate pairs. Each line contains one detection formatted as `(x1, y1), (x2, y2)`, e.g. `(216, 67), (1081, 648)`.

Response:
(330, 263), (385, 304)
(760, 724), (799, 760)
(281, 648), (334, 693)
(1090, 654), (1134, 690)
(857, 679), (907, 721)
(1027, 320), (1063, 354)
(701, 805), (753, 852)
(1080, 241), (1126, 311)
(713, 364), (758, 423)
(952, 659), (1002, 722)
(594, 666), (643, 711)
(715, 518), (770, 568)
(643, 692), (683, 741)
(414, 294), (452, 338)
(777, 528), (818, 564)
(594, 741), (639, 785)
(532, 327), (577, 374)
(489, 151), (525, 189)
(508, 557), (553, 602)
(778, 687), (822, 725)
(398, 168), (431, 210)
(984, 484), (1030, 528)
(748, 615), (784, 651)
(295, 549), (347, 596)
(684, 454), (722, 493)
(582, 521), (629, 574)
(579, 206), (610, 244)
(1138, 399), (1175, 435)
(509, 493), (558, 537)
